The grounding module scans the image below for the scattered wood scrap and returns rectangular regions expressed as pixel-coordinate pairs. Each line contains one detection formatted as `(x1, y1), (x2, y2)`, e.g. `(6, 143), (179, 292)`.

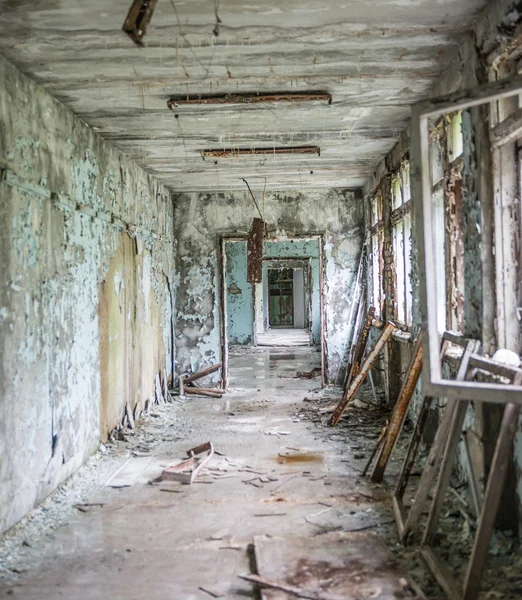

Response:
(162, 442), (214, 484)
(296, 367), (322, 379)
(180, 363), (224, 397)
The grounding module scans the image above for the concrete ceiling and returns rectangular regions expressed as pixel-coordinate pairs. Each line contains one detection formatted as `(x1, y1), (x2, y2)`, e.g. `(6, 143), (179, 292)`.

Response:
(0, 0), (488, 192)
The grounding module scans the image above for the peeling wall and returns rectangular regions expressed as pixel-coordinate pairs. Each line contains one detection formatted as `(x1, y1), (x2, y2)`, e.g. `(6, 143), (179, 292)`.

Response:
(362, 0), (522, 531)
(173, 189), (363, 382)
(0, 55), (175, 534)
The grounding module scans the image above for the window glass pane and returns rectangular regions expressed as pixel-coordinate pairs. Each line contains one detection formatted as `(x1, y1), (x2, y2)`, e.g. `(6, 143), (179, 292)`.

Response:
(430, 123), (445, 186)
(393, 220), (405, 323)
(391, 176), (402, 210)
(402, 162), (411, 203)
(371, 195), (379, 227)
(403, 212), (412, 326)
(448, 111), (463, 160)
(372, 233), (381, 317)
(432, 187), (447, 332)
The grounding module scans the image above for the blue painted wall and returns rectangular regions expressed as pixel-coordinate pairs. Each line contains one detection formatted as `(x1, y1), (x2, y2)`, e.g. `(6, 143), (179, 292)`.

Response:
(263, 239), (321, 344)
(225, 241), (253, 344)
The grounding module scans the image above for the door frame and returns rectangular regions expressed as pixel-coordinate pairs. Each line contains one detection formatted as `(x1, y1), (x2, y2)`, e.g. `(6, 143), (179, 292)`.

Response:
(219, 234), (327, 387)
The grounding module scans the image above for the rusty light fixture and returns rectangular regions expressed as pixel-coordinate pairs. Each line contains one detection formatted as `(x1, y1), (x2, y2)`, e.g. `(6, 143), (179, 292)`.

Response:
(167, 91), (332, 108)
(201, 146), (321, 159)
(123, 0), (158, 46)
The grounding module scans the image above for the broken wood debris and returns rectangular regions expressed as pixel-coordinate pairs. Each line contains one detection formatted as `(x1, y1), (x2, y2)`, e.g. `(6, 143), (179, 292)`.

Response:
(161, 441), (214, 485)
(183, 363), (222, 385)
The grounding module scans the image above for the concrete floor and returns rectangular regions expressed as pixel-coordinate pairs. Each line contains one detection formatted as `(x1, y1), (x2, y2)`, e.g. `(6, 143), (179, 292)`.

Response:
(256, 329), (311, 346)
(0, 348), (422, 599)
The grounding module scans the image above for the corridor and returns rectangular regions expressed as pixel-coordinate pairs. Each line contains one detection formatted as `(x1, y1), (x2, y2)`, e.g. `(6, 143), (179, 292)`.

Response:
(0, 349), (423, 599)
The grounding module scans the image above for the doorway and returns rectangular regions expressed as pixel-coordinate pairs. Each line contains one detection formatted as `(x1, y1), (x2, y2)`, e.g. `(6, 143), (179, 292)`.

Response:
(268, 268), (295, 327)
(220, 236), (326, 385)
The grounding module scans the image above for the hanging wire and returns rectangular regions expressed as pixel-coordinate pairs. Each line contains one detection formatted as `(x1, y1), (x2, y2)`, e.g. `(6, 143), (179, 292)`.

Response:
(169, 0), (210, 78)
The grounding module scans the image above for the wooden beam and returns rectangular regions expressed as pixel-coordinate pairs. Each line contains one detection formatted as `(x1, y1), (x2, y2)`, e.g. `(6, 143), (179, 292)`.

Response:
(183, 363), (222, 384)
(491, 107), (522, 147)
(370, 333), (423, 482)
(328, 322), (396, 426)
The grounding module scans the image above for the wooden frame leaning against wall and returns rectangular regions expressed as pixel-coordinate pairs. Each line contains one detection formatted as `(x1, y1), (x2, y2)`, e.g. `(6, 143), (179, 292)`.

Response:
(411, 74), (522, 404)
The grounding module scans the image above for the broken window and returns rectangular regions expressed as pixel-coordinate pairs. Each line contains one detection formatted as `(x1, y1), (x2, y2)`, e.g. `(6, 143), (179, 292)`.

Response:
(370, 191), (384, 318)
(489, 58), (522, 352)
(412, 74), (522, 401)
(391, 162), (412, 327)
(428, 113), (465, 333)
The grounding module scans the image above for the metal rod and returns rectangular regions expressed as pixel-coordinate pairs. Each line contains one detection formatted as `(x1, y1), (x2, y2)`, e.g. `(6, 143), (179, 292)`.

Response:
(241, 178), (264, 220)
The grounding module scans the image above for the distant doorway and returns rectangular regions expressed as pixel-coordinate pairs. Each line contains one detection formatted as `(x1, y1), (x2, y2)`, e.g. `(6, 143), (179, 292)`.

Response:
(220, 235), (326, 385)
(268, 268), (295, 327)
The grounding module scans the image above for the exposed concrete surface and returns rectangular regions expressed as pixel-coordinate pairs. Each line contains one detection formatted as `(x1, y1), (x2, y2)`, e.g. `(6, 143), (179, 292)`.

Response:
(173, 188), (364, 382)
(0, 0), (489, 191)
(0, 348), (426, 599)
(0, 55), (175, 534)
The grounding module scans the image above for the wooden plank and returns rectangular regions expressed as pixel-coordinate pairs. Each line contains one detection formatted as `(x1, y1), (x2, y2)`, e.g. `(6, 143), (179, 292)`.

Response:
(105, 456), (154, 487)
(491, 107), (522, 147)
(329, 322), (396, 426)
(462, 398), (522, 600)
(401, 398), (458, 542)
(253, 532), (426, 600)
(422, 340), (480, 544)
(420, 548), (461, 600)
(370, 333), (423, 482)
(394, 395), (432, 501)
(184, 363), (222, 384)
(344, 306), (375, 391)
(467, 355), (522, 380)
(462, 430), (482, 517)
(184, 387), (223, 398)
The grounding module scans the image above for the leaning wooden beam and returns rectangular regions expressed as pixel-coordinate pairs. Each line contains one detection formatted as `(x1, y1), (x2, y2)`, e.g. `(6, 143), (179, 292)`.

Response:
(329, 322), (396, 426)
(344, 306), (375, 391)
(400, 338), (478, 542)
(184, 388), (223, 398)
(370, 333), (423, 482)
(422, 340), (481, 545)
(420, 547), (461, 600)
(490, 107), (522, 147)
(183, 363), (222, 385)
(462, 396), (522, 600)
(400, 399), (458, 542)
(462, 430), (482, 517)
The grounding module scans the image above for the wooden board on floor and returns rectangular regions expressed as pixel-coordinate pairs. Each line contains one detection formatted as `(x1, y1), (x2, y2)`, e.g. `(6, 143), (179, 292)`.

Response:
(253, 532), (425, 600)
(105, 456), (154, 487)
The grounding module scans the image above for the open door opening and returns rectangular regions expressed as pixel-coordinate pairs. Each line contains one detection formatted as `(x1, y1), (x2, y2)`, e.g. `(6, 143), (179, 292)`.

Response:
(220, 236), (326, 385)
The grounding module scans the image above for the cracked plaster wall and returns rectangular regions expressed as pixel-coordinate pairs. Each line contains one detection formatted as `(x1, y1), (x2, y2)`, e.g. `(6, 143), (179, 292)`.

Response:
(173, 189), (363, 382)
(0, 55), (175, 534)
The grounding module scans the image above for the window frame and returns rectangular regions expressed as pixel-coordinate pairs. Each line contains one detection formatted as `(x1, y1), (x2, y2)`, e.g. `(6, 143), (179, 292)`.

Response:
(370, 190), (384, 318)
(390, 161), (413, 329)
(412, 74), (522, 404)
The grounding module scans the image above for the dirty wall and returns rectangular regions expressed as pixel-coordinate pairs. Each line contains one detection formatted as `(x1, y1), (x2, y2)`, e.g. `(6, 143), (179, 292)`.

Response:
(0, 55), (175, 534)
(173, 189), (363, 383)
